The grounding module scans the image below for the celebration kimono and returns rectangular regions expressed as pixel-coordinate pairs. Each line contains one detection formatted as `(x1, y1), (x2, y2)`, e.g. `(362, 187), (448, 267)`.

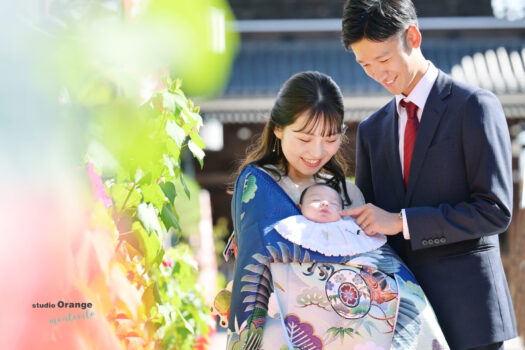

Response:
(226, 165), (449, 350)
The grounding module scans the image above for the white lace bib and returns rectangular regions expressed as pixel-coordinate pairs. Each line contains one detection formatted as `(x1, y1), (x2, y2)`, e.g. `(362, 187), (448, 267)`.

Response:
(273, 215), (386, 256)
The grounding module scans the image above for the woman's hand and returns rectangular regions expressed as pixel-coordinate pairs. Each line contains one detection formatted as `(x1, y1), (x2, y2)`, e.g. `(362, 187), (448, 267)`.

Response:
(340, 203), (402, 236)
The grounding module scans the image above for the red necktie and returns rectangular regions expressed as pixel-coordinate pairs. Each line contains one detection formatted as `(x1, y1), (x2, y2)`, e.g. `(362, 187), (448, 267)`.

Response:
(400, 99), (419, 188)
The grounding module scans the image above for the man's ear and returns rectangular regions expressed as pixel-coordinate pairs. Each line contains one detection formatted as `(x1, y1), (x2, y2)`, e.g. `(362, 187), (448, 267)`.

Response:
(405, 25), (422, 50)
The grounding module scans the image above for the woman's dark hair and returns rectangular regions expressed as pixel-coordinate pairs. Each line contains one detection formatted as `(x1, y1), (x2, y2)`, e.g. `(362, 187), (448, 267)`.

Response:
(341, 0), (418, 50)
(235, 71), (352, 207)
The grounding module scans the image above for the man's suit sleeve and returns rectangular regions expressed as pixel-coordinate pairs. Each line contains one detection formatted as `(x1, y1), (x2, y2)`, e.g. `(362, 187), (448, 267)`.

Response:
(355, 123), (375, 204)
(406, 89), (513, 250)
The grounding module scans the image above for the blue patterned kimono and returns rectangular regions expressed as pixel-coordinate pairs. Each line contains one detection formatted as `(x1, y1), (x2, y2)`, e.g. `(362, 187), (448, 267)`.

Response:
(226, 165), (449, 349)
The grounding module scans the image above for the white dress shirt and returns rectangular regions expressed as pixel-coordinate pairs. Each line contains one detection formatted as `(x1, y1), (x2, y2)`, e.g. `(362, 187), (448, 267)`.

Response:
(396, 62), (439, 239)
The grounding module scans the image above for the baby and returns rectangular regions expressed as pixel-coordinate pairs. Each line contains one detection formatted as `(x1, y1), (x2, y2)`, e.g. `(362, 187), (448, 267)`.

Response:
(298, 183), (344, 223)
(267, 183), (386, 319)
(273, 183), (385, 257)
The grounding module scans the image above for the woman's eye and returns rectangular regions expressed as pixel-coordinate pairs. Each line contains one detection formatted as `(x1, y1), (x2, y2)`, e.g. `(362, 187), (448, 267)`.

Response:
(380, 58), (390, 63)
(298, 139), (309, 143)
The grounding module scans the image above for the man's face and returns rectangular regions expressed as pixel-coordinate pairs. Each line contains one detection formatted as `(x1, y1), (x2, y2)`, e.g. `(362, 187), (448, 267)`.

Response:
(300, 185), (342, 223)
(350, 28), (422, 96)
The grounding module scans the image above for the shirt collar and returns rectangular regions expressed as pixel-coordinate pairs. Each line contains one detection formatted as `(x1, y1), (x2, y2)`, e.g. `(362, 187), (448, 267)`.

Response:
(395, 61), (439, 114)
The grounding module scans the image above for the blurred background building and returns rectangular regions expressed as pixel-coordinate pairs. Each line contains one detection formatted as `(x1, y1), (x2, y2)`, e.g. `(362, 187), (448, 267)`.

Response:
(194, 0), (525, 342)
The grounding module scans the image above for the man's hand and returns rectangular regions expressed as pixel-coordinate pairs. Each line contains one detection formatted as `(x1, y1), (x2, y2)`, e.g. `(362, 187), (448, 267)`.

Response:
(340, 204), (403, 236)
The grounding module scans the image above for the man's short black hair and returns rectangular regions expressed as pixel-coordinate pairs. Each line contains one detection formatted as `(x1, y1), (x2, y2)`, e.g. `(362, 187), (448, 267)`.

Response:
(342, 0), (418, 50)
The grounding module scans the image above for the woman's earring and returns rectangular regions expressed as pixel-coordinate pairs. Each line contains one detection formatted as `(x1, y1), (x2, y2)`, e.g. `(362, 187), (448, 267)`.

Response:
(273, 139), (280, 156)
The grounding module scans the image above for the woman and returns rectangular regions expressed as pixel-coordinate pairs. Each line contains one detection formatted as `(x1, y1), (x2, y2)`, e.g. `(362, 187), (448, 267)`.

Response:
(226, 71), (448, 349)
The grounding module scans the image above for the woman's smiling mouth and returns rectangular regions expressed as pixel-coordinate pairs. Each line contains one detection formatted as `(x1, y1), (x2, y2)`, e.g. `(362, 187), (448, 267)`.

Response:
(303, 158), (321, 167)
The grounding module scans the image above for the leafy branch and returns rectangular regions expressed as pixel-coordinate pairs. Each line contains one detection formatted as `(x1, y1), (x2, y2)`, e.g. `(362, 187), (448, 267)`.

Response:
(86, 77), (212, 350)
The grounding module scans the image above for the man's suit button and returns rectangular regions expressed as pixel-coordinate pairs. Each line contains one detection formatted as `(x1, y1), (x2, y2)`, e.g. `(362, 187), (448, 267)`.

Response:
(422, 239), (428, 246)
(440, 237), (447, 244)
(433, 238), (441, 245)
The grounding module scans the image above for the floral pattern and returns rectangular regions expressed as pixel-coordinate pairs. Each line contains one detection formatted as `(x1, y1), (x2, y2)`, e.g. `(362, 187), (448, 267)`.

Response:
(285, 314), (324, 350)
(325, 269), (373, 319)
(241, 174), (257, 203)
(340, 283), (360, 307)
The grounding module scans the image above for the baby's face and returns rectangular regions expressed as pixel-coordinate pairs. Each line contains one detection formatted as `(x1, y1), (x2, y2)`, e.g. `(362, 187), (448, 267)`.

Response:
(300, 185), (342, 223)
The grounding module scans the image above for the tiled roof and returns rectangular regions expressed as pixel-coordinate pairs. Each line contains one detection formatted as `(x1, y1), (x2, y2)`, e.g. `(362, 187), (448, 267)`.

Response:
(202, 104), (525, 124)
(199, 37), (525, 122)
(450, 46), (525, 93)
(222, 37), (525, 97)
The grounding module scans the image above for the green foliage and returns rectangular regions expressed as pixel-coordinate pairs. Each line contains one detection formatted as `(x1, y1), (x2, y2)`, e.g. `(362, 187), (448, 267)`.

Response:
(86, 78), (212, 349)
(49, 0), (238, 347)
(153, 244), (214, 350)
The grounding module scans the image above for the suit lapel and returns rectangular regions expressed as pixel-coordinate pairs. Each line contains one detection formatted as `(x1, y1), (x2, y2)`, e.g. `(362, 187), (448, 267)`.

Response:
(383, 99), (405, 206)
(405, 71), (452, 206)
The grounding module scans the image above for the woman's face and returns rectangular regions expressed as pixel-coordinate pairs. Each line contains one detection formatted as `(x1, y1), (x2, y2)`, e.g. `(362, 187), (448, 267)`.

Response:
(274, 112), (341, 184)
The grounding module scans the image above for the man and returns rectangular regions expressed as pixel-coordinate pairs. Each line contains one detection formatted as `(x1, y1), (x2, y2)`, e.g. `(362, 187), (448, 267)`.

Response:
(339, 0), (517, 349)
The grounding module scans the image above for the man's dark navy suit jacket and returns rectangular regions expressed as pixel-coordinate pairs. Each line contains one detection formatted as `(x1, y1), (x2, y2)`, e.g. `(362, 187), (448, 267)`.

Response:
(355, 70), (517, 350)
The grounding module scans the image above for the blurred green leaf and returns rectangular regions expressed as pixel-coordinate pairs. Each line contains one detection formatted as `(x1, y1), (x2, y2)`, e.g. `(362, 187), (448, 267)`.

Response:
(160, 181), (177, 204)
(163, 91), (177, 113)
(181, 108), (197, 125)
(142, 183), (167, 209)
(180, 173), (190, 199)
(169, 227), (181, 246)
(137, 202), (162, 234)
(142, 281), (162, 315)
(189, 130), (205, 149)
(135, 168), (153, 186)
(166, 120), (186, 148)
(190, 112), (203, 129)
(187, 140), (204, 168)
(175, 307), (194, 335)
(182, 123), (192, 135)
(132, 221), (162, 268)
(163, 154), (179, 177)
(110, 183), (141, 211)
(160, 203), (181, 232)
(172, 91), (187, 109)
